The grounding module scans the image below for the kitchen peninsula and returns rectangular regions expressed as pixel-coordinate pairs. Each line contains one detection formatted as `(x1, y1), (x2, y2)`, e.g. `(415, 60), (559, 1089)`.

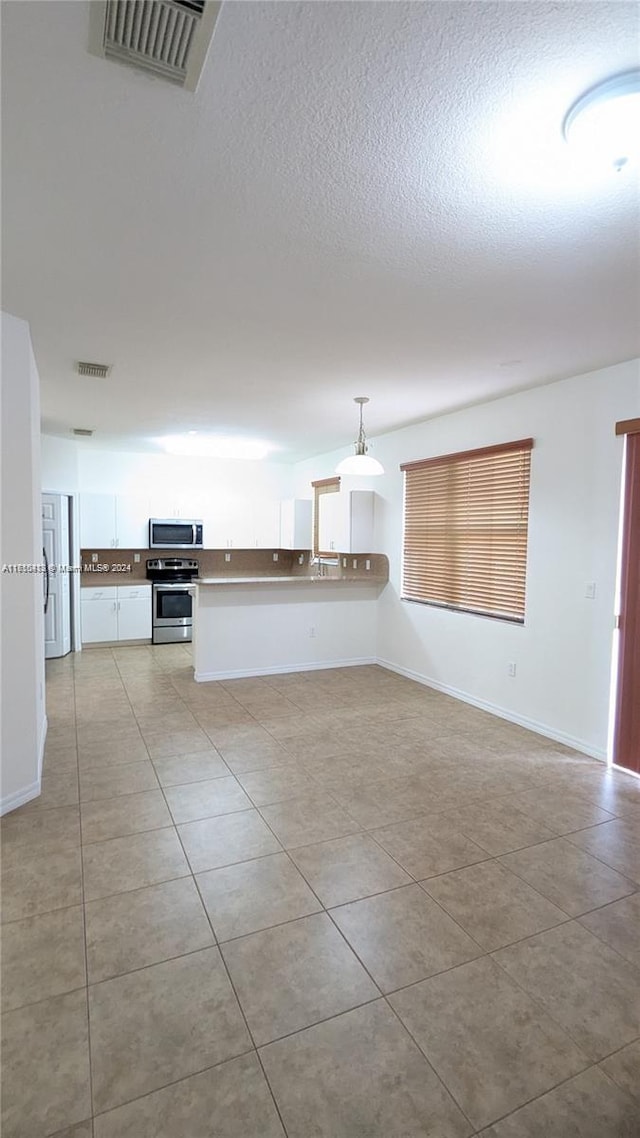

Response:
(192, 562), (388, 681)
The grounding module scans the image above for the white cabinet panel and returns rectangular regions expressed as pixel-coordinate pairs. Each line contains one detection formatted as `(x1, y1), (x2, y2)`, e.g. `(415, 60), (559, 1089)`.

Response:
(81, 585), (151, 643)
(253, 500), (281, 548)
(318, 490), (375, 554)
(80, 494), (117, 548)
(118, 597), (152, 641)
(116, 496), (150, 548)
(81, 494), (150, 549)
(280, 499), (313, 550)
(81, 591), (118, 643)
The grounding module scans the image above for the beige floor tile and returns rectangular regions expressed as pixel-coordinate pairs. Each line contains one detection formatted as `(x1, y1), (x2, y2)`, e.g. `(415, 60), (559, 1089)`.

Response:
(93, 1053), (285, 1138)
(85, 877), (214, 982)
(290, 833), (412, 907)
(178, 810), (281, 873)
(442, 797), (558, 855)
(221, 912), (378, 1045)
(499, 837), (635, 916)
(1, 805), (81, 855)
(334, 777), (437, 830)
(47, 1122), (93, 1138)
(80, 789), (172, 844)
(79, 761), (159, 803)
(260, 999), (470, 1138)
(143, 728), (213, 759)
(567, 818), (640, 884)
(1, 989), (91, 1138)
(151, 749), (230, 786)
(18, 769), (79, 812)
(77, 736), (150, 769)
(1, 845), (83, 923)
(389, 957), (587, 1130)
(371, 814), (488, 879)
(197, 852), (321, 941)
(89, 946), (251, 1113)
(505, 787), (615, 834)
(599, 1040), (640, 1106)
(331, 883), (480, 992)
(236, 764), (318, 806)
(259, 792), (361, 849)
(478, 1066), (639, 1137)
(82, 827), (189, 901)
(578, 892), (640, 968)
(218, 740), (293, 774)
(422, 860), (568, 950)
(561, 768), (640, 820)
(492, 921), (640, 1060)
(1, 905), (86, 1011)
(164, 775), (252, 824)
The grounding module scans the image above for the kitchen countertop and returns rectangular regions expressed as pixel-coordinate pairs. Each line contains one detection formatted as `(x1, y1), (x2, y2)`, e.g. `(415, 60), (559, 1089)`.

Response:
(194, 575), (387, 586)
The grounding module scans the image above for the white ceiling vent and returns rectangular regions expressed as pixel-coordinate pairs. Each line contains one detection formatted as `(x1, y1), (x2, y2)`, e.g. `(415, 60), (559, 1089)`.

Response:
(76, 360), (112, 378)
(88, 0), (221, 91)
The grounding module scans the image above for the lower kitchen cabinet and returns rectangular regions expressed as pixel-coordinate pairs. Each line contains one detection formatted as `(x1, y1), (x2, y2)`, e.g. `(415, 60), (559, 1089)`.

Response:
(81, 584), (151, 644)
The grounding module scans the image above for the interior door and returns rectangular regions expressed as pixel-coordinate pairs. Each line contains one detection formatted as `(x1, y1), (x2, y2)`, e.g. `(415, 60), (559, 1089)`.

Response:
(42, 493), (71, 658)
(612, 421), (640, 774)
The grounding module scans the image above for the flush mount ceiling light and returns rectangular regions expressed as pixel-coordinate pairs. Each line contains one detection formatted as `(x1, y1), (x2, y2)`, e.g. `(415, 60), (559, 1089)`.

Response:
(563, 70), (640, 172)
(335, 397), (384, 476)
(158, 434), (274, 460)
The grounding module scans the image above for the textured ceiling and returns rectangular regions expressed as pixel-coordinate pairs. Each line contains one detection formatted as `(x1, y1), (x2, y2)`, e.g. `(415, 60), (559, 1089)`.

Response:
(2, 0), (639, 460)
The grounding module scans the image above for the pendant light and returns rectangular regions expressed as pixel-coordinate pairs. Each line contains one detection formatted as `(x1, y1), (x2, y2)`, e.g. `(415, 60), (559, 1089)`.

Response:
(335, 397), (384, 476)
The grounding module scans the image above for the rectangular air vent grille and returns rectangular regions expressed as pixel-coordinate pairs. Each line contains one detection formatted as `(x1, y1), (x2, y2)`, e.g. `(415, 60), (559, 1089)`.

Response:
(73, 428), (94, 437)
(90, 0), (219, 89)
(77, 361), (111, 379)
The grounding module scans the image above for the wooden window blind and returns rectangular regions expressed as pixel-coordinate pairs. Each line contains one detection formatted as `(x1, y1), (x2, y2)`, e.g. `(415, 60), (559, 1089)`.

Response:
(400, 438), (533, 622)
(312, 477), (340, 555)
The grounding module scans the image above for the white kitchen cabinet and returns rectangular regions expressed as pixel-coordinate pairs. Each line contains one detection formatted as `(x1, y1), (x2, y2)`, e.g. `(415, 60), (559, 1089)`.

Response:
(80, 587), (118, 643)
(204, 499), (280, 549)
(280, 498), (313, 549)
(81, 584), (151, 643)
(318, 490), (375, 554)
(80, 493), (150, 548)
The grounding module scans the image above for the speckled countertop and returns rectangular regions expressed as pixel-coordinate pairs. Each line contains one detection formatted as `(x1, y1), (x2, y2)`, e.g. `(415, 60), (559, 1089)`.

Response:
(194, 575), (387, 586)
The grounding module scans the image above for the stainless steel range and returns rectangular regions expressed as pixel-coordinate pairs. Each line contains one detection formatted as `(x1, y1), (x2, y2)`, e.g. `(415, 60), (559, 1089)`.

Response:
(146, 558), (199, 644)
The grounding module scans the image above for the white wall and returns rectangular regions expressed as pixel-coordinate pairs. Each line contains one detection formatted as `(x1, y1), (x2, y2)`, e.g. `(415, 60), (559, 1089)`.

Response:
(41, 434), (79, 493)
(1, 312), (46, 813)
(294, 360), (640, 758)
(75, 447), (293, 503)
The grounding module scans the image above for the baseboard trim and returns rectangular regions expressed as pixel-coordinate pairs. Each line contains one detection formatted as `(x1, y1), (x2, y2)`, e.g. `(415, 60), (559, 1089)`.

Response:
(195, 656), (377, 683)
(0, 778), (42, 817)
(376, 657), (607, 761)
(38, 714), (48, 782)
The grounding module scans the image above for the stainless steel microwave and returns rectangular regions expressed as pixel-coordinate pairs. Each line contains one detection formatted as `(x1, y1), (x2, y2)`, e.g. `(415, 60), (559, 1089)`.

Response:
(149, 519), (204, 549)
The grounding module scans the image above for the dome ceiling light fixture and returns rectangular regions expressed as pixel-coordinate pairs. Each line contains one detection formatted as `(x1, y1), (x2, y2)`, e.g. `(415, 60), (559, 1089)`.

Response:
(563, 70), (640, 173)
(335, 397), (384, 477)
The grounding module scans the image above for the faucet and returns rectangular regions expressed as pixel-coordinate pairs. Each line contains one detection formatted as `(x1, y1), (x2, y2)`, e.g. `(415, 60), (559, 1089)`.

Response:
(310, 556), (329, 576)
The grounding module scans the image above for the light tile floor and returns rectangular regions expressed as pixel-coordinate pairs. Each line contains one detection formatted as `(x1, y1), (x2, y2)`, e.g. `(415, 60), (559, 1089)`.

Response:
(2, 645), (640, 1137)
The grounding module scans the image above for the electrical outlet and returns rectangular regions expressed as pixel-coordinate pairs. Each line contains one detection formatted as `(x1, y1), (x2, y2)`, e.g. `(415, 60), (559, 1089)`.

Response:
(585, 582), (596, 599)
(352, 558), (358, 569)
(273, 552), (279, 562)
(225, 552), (231, 563)
(342, 558), (347, 568)
(91, 552), (98, 563)
(298, 554), (305, 565)
(134, 553), (141, 563)
(507, 662), (517, 677)
(365, 559), (371, 570)
(309, 626), (316, 638)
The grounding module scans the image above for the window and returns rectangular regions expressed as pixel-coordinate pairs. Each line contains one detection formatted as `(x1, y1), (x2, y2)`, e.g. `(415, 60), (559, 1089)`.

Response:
(401, 438), (533, 622)
(312, 476), (340, 555)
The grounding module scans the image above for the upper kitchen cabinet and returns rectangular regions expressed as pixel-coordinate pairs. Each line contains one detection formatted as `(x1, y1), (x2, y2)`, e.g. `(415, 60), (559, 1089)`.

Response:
(203, 498), (281, 549)
(280, 498), (313, 549)
(318, 489), (376, 554)
(80, 493), (150, 548)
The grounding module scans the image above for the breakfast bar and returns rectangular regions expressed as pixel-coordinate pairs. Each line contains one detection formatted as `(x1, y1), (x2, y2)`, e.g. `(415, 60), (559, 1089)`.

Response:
(192, 574), (387, 681)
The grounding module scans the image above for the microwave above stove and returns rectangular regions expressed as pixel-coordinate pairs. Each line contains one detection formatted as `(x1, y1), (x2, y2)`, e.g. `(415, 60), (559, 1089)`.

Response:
(149, 519), (203, 549)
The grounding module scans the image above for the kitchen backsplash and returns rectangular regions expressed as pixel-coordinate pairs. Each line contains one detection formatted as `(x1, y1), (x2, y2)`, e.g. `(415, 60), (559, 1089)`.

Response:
(80, 549), (389, 586)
